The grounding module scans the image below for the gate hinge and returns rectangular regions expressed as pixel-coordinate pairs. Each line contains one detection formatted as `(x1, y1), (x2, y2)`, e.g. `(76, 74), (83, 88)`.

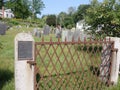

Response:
(27, 61), (36, 65)
(111, 48), (118, 52)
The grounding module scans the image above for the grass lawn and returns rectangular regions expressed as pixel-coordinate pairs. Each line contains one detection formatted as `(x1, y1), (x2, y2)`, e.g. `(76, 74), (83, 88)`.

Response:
(0, 26), (120, 90)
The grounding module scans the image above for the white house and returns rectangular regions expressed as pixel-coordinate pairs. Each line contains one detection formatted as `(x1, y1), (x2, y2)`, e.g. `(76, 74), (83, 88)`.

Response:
(0, 7), (14, 18)
(76, 20), (91, 31)
(76, 20), (85, 31)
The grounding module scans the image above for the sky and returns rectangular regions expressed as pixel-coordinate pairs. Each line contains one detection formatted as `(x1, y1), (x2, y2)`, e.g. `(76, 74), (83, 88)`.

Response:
(39, 0), (103, 18)
(39, 0), (91, 17)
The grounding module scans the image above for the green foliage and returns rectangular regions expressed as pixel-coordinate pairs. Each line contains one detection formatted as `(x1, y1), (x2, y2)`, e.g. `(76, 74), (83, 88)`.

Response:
(73, 4), (90, 23)
(46, 15), (56, 26)
(57, 12), (67, 27)
(64, 16), (75, 29)
(68, 6), (76, 16)
(30, 0), (45, 19)
(5, 0), (31, 19)
(9, 19), (20, 25)
(0, 0), (3, 9)
(85, 0), (120, 38)
(5, 0), (44, 19)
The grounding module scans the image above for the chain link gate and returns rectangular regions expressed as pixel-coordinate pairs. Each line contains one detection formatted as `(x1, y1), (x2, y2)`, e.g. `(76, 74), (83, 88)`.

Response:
(33, 38), (115, 90)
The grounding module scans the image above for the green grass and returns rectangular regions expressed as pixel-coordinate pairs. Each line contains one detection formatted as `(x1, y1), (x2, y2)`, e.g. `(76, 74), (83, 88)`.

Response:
(0, 26), (120, 90)
(0, 26), (34, 90)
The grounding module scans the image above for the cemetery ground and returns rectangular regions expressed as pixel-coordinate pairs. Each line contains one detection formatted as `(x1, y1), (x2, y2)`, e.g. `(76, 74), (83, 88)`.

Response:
(0, 26), (120, 90)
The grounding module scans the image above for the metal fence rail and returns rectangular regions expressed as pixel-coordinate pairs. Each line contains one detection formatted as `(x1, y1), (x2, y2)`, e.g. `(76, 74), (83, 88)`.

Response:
(34, 38), (114, 90)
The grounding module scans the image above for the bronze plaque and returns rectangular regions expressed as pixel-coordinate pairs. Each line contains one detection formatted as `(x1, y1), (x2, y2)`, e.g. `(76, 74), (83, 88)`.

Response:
(18, 41), (33, 60)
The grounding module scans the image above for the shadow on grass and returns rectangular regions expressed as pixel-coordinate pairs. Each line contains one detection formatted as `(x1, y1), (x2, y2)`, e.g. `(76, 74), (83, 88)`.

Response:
(0, 69), (13, 89)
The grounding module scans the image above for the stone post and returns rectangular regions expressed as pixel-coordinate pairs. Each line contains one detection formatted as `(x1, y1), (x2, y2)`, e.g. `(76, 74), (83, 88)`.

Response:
(106, 37), (120, 85)
(14, 33), (35, 90)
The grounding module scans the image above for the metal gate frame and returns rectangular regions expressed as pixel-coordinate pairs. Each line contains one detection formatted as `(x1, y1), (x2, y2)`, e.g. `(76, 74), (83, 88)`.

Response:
(28, 38), (116, 90)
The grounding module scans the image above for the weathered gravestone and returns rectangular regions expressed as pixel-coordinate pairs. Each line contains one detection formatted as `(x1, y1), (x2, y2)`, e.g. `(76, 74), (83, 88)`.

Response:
(62, 30), (68, 42)
(36, 30), (41, 38)
(73, 30), (80, 41)
(43, 25), (50, 35)
(15, 33), (35, 90)
(33, 28), (38, 36)
(0, 22), (7, 35)
(55, 29), (62, 38)
(67, 30), (74, 41)
(62, 30), (81, 42)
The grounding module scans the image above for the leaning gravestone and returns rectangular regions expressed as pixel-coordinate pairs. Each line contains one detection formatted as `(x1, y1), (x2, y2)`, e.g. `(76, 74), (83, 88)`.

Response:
(43, 25), (50, 35)
(0, 22), (7, 35)
(15, 33), (35, 90)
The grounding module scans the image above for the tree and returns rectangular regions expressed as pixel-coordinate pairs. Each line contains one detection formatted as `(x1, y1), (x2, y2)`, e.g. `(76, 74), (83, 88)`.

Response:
(5, 0), (31, 19)
(46, 15), (56, 26)
(5, 0), (45, 19)
(64, 16), (75, 29)
(30, 0), (45, 19)
(85, 0), (120, 38)
(68, 6), (76, 16)
(73, 4), (90, 24)
(58, 12), (67, 27)
(0, 0), (3, 9)
(57, 11), (75, 29)
(0, 0), (8, 9)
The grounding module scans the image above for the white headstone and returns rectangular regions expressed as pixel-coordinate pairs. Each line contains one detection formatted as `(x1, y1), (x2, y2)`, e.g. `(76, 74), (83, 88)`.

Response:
(14, 33), (35, 90)
(62, 30), (68, 42)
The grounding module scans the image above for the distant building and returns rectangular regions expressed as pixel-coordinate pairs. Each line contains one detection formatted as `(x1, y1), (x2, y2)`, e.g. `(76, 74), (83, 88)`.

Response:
(76, 20), (85, 31)
(0, 7), (14, 18)
(76, 20), (91, 31)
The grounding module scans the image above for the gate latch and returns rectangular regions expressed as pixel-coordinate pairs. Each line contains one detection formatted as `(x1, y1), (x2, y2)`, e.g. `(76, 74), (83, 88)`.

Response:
(27, 61), (36, 65)
(111, 48), (118, 52)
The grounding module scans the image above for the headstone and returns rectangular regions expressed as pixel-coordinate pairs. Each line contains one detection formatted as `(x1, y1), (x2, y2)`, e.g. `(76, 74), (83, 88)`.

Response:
(62, 30), (90, 42)
(0, 22), (7, 35)
(67, 30), (74, 41)
(62, 30), (68, 42)
(43, 25), (50, 35)
(36, 31), (41, 38)
(55, 29), (62, 38)
(73, 30), (80, 41)
(15, 33), (34, 90)
(33, 28), (37, 36)
(26, 25), (29, 28)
